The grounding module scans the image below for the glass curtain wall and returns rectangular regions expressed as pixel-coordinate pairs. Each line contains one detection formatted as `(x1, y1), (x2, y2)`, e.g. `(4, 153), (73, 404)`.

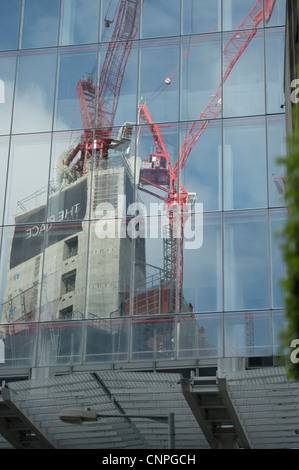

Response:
(0, 0), (287, 366)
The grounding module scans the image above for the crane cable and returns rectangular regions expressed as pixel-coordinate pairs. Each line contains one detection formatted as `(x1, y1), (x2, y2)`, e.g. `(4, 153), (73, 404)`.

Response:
(144, 0), (233, 104)
(104, 0), (120, 27)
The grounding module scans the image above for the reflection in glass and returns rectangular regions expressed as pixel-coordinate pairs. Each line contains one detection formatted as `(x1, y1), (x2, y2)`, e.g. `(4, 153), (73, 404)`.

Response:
(0, 137), (9, 222)
(0, 323), (37, 368)
(267, 115), (287, 207)
(224, 311), (272, 357)
(270, 209), (287, 309)
(60, 0), (100, 46)
(181, 119), (222, 212)
(85, 318), (128, 363)
(37, 321), (83, 366)
(86, 209), (137, 319)
(48, 130), (91, 222)
(12, 49), (56, 134)
(272, 310), (287, 355)
(224, 211), (270, 311)
(223, 117), (267, 210)
(40, 222), (88, 322)
(265, 0), (286, 28)
(178, 313), (223, 358)
(183, 0), (221, 35)
(223, 30), (265, 118)
(0, 225), (43, 324)
(183, 213), (222, 313)
(265, 28), (285, 114)
(0, 52), (17, 135)
(139, 38), (179, 123)
(131, 315), (175, 360)
(141, 0), (180, 39)
(4, 133), (51, 225)
(181, 33), (221, 123)
(54, 46), (97, 131)
(98, 40), (138, 129)
(0, 0), (20, 51)
(223, 0), (264, 32)
(20, 0), (59, 49)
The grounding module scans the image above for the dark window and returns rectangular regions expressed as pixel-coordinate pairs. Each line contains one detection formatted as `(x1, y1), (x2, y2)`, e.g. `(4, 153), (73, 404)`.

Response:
(59, 305), (73, 320)
(61, 270), (76, 295)
(64, 237), (78, 259)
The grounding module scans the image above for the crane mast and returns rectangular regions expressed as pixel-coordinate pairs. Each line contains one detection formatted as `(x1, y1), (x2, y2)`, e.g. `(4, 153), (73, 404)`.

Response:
(138, 0), (277, 294)
(65, 0), (141, 172)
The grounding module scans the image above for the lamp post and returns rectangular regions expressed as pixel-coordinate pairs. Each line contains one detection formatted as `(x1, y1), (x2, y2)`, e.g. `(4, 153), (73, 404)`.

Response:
(59, 408), (175, 449)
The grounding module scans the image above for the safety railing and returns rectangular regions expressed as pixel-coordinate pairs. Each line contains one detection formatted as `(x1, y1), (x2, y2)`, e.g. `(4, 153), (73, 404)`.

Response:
(0, 310), (286, 369)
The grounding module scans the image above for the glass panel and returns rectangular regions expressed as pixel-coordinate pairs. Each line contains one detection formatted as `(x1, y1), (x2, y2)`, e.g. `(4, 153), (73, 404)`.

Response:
(223, 0), (264, 32)
(224, 211), (270, 311)
(223, 117), (267, 210)
(183, 0), (221, 35)
(134, 122), (181, 314)
(270, 209), (287, 309)
(84, 318), (129, 362)
(37, 321), (83, 366)
(12, 49), (56, 134)
(98, 40), (138, 129)
(183, 213), (222, 313)
(20, 0), (59, 49)
(101, 0), (141, 43)
(0, 0), (20, 51)
(223, 30), (265, 118)
(40, 222), (88, 322)
(178, 313), (223, 358)
(48, 130), (91, 223)
(60, 0), (100, 46)
(141, 0), (180, 39)
(265, 0), (286, 27)
(131, 315), (175, 360)
(0, 323), (37, 368)
(0, 52), (17, 135)
(0, 225), (43, 324)
(224, 311), (272, 357)
(181, 119), (222, 212)
(272, 310), (287, 355)
(0, 136), (9, 223)
(265, 28), (285, 114)
(54, 45), (97, 131)
(139, 38), (179, 123)
(4, 133), (51, 225)
(86, 214), (134, 318)
(181, 33), (221, 123)
(267, 115), (287, 207)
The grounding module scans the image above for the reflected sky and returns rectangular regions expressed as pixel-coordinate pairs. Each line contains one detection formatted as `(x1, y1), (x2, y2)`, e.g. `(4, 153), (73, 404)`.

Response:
(0, 0), (287, 323)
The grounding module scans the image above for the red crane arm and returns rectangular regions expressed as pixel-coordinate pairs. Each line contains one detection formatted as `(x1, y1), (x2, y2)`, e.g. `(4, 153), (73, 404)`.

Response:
(97, 0), (141, 131)
(76, 0), (141, 134)
(66, 0), (141, 169)
(138, 104), (172, 172)
(175, 0), (277, 177)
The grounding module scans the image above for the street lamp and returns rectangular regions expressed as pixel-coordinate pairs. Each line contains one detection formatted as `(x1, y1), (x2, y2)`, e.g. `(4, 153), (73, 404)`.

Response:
(59, 408), (175, 449)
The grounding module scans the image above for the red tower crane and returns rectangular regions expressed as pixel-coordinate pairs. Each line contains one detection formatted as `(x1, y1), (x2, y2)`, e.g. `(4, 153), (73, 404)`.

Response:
(64, 0), (141, 173)
(138, 0), (277, 293)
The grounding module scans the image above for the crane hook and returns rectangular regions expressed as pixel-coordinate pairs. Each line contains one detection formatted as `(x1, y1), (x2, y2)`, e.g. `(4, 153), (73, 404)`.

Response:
(104, 18), (114, 28)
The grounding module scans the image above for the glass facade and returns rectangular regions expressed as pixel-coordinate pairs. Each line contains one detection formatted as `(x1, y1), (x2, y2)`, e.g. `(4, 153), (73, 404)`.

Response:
(0, 0), (287, 367)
